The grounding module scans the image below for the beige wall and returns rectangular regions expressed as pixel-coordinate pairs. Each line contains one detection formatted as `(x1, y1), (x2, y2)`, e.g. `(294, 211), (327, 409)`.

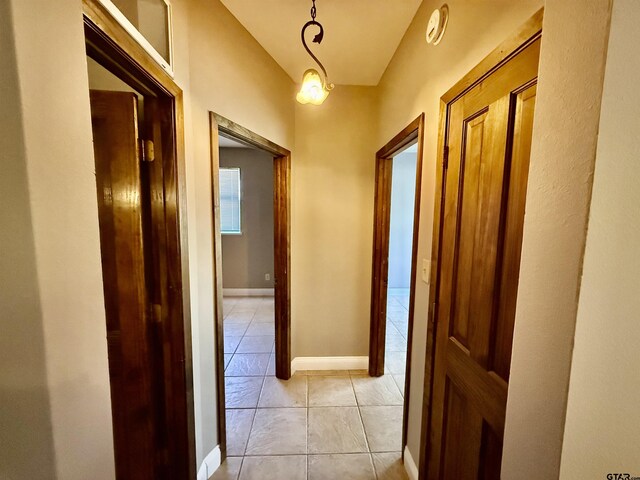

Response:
(559, 0), (640, 476)
(2, 0), (295, 475)
(0, 0), (57, 477)
(503, 1), (612, 477)
(292, 85), (378, 358)
(5, 0), (117, 478)
(3, 0), (624, 477)
(220, 148), (275, 290)
(376, 0), (543, 462)
(183, 0), (294, 464)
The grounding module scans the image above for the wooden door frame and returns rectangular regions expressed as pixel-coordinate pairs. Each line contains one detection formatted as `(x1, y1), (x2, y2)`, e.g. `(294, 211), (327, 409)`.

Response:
(209, 113), (292, 459)
(83, 1), (195, 478)
(369, 113), (425, 452)
(417, 9), (544, 479)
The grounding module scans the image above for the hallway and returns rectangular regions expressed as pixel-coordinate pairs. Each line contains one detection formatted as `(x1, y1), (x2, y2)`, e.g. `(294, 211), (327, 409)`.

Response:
(218, 297), (409, 479)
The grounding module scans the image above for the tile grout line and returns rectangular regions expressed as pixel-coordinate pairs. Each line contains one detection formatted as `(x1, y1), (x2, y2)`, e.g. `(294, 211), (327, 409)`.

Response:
(350, 371), (379, 480)
(226, 299), (254, 479)
(235, 451), (400, 458)
(227, 297), (404, 478)
(237, 455), (245, 480)
(240, 305), (265, 460)
(223, 298), (276, 478)
(349, 372), (373, 451)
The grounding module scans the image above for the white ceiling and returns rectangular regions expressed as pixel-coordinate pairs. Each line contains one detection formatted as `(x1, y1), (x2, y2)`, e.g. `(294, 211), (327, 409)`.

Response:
(219, 135), (254, 148)
(220, 0), (423, 86)
(403, 142), (419, 154)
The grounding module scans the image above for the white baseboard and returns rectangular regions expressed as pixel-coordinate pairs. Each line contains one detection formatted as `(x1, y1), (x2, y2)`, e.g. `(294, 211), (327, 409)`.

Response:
(291, 356), (368, 374)
(404, 445), (419, 480)
(197, 445), (221, 480)
(223, 288), (274, 297)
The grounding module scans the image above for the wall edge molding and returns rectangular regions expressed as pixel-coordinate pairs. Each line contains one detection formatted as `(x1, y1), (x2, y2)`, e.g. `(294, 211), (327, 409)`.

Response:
(404, 445), (419, 480)
(197, 445), (221, 480)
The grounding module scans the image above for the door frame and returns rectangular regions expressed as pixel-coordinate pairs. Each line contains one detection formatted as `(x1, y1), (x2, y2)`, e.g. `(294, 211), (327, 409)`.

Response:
(369, 113), (425, 451)
(418, 8), (544, 479)
(83, 0), (195, 477)
(209, 113), (292, 459)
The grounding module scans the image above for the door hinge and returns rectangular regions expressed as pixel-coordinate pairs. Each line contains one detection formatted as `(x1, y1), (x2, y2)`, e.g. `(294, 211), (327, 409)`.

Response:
(138, 138), (155, 162)
(442, 145), (449, 170)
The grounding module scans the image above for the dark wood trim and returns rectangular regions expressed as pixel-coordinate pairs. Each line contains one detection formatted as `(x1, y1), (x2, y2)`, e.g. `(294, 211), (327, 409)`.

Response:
(209, 113), (292, 460)
(369, 114), (425, 457)
(273, 153), (292, 379)
(91, 90), (155, 479)
(441, 8), (543, 104)
(376, 116), (422, 159)
(83, 1), (195, 478)
(83, 0), (180, 97)
(209, 115), (227, 460)
(368, 155), (393, 377)
(417, 9), (543, 479)
(212, 113), (290, 158)
(418, 100), (448, 479)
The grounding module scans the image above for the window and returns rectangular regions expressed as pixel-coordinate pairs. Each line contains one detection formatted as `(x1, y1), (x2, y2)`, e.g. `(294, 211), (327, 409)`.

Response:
(100, 0), (174, 75)
(220, 168), (242, 234)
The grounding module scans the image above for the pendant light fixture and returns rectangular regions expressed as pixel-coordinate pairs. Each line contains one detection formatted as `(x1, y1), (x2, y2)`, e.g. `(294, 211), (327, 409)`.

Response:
(296, 0), (334, 105)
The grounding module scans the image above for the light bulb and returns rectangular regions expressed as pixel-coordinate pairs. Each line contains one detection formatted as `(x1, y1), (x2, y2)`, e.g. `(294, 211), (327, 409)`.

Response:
(296, 69), (330, 105)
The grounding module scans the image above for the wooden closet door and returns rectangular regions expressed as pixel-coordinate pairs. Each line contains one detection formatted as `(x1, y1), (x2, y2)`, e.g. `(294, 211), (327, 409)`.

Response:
(427, 39), (540, 480)
(90, 90), (157, 480)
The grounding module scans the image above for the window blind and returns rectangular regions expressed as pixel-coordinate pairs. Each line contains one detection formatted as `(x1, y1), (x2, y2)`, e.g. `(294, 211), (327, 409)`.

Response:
(219, 167), (241, 234)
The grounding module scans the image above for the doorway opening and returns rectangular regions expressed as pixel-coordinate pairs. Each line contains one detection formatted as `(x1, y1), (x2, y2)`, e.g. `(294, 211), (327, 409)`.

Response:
(386, 143), (419, 381)
(83, 0), (194, 477)
(209, 113), (291, 461)
(369, 114), (425, 455)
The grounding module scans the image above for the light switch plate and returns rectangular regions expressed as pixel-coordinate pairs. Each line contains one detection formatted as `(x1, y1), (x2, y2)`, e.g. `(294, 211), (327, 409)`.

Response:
(422, 259), (431, 284)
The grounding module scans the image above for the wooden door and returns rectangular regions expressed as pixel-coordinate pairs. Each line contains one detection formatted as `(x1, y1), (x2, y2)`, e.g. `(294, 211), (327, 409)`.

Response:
(426, 38), (540, 480)
(90, 90), (160, 480)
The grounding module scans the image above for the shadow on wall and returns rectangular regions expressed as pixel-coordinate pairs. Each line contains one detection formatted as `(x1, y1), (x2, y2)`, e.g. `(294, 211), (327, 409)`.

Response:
(0, 0), (57, 475)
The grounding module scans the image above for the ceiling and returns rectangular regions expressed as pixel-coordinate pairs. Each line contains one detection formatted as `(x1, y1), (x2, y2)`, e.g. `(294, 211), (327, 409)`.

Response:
(219, 135), (254, 148)
(220, 0), (423, 86)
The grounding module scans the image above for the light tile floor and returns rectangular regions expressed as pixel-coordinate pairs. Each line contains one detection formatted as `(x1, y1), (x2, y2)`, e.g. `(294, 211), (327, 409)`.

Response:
(385, 288), (409, 394)
(216, 295), (409, 480)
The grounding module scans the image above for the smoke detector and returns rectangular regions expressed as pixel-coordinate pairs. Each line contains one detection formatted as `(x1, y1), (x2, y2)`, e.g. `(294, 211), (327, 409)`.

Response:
(426, 5), (449, 45)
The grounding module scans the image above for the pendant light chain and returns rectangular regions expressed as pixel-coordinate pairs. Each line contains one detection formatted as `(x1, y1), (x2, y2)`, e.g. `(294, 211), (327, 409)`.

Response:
(297, 0), (333, 105)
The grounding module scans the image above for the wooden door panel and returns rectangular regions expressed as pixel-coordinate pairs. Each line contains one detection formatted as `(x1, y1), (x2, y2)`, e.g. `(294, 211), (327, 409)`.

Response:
(452, 111), (488, 349)
(90, 90), (155, 480)
(446, 338), (508, 434)
(492, 84), (537, 381)
(478, 420), (503, 480)
(442, 381), (483, 480)
(427, 37), (540, 480)
(465, 95), (510, 368)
